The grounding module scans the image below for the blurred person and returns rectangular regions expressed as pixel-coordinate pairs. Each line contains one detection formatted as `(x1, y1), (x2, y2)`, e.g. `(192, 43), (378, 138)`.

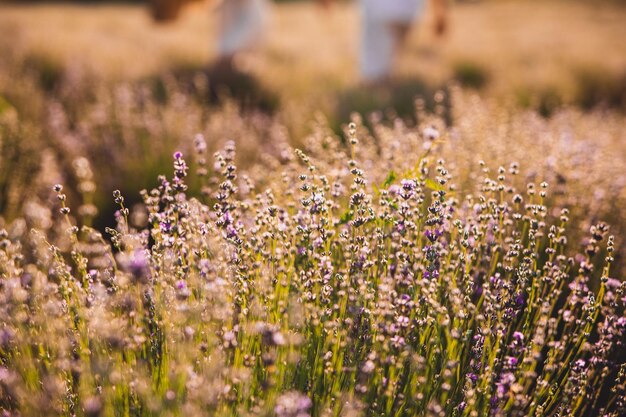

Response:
(149, 0), (325, 109)
(150, 0), (268, 70)
(215, 0), (269, 70)
(360, 0), (448, 82)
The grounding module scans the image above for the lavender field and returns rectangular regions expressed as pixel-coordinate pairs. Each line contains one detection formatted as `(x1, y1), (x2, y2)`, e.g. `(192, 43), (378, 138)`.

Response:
(0, 1), (625, 416)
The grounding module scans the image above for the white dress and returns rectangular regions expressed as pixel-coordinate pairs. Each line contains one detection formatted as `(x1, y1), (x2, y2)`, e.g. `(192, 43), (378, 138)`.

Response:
(217, 0), (269, 56)
(360, 0), (426, 81)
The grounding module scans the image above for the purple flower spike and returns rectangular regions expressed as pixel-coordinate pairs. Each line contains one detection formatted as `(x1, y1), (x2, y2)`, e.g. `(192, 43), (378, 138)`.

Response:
(515, 293), (525, 307)
(129, 250), (149, 277)
(425, 229), (437, 242)
(467, 373), (478, 384)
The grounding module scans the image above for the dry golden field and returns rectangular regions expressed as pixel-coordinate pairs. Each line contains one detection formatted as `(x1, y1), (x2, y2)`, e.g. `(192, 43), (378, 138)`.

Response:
(1, 0), (625, 111)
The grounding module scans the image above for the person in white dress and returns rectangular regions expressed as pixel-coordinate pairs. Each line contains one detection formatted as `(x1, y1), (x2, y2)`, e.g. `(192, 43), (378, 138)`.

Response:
(216, 0), (269, 61)
(360, 0), (447, 82)
(150, 0), (269, 65)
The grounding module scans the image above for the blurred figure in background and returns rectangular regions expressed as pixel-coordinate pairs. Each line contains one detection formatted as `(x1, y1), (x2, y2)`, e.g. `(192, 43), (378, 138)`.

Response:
(216, 0), (269, 70)
(360, 0), (448, 82)
(150, 0), (268, 71)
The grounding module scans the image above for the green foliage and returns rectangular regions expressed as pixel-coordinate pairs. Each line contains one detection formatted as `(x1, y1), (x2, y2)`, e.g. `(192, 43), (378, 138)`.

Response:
(452, 60), (489, 89)
(574, 67), (626, 111)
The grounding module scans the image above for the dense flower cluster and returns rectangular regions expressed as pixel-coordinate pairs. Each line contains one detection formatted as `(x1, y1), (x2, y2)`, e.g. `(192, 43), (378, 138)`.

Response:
(0, 116), (624, 417)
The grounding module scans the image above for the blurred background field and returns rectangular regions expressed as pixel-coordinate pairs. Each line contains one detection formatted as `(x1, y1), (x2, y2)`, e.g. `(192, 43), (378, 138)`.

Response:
(2, 0), (626, 114)
(1, 0), (626, 269)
